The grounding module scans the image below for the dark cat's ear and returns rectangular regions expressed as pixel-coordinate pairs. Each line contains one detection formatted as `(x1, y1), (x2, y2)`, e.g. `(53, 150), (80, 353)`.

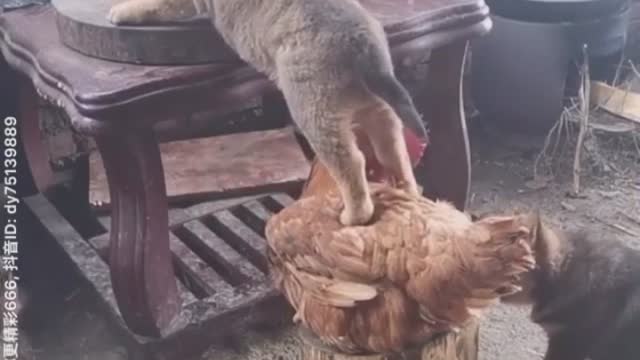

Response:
(478, 212), (543, 246)
(516, 211), (541, 242)
(533, 214), (563, 261)
(470, 211), (489, 221)
(476, 216), (531, 242)
(475, 216), (515, 228)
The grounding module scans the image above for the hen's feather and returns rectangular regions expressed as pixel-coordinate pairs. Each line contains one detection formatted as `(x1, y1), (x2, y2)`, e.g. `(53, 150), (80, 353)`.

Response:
(266, 180), (535, 353)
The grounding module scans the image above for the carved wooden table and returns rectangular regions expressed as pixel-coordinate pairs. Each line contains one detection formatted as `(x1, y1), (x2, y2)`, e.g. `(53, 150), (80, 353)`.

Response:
(0, 2), (491, 358)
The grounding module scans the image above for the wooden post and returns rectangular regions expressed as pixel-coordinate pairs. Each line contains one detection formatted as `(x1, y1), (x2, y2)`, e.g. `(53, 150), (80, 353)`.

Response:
(300, 321), (479, 360)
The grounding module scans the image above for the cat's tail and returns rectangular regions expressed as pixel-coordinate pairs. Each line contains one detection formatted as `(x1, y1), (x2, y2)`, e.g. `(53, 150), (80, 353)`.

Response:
(360, 69), (428, 142)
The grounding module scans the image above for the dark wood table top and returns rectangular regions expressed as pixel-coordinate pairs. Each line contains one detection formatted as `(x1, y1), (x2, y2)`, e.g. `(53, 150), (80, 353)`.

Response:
(0, 1), (490, 135)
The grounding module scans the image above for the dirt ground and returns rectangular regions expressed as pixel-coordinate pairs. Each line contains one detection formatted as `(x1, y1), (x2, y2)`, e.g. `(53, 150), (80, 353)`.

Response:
(468, 114), (640, 359)
(15, 105), (640, 359)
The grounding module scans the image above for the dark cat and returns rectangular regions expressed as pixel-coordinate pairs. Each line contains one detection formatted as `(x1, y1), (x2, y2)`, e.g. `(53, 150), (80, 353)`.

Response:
(503, 213), (640, 360)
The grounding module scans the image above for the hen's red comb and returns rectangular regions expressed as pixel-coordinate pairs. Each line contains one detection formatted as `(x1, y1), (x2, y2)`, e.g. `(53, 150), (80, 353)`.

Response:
(363, 127), (428, 183)
(403, 127), (428, 167)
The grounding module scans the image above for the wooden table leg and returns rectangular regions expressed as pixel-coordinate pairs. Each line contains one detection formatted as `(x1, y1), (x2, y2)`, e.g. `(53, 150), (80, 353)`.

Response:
(96, 128), (180, 337)
(0, 59), (35, 197)
(413, 42), (471, 211)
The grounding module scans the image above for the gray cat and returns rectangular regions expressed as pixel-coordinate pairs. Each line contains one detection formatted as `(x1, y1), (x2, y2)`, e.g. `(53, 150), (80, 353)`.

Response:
(504, 213), (640, 360)
(109, 0), (428, 226)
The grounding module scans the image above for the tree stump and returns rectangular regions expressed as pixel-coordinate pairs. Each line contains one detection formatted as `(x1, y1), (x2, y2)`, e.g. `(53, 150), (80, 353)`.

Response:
(299, 321), (479, 360)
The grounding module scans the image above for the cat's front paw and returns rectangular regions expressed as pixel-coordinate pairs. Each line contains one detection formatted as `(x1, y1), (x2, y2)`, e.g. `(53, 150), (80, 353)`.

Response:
(340, 198), (375, 226)
(397, 180), (420, 197)
(107, 1), (154, 25)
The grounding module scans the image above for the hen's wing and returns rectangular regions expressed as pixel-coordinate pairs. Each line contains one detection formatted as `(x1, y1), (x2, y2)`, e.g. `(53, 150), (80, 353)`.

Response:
(267, 185), (464, 305)
(268, 187), (534, 314)
(266, 186), (432, 352)
(300, 157), (338, 199)
(266, 190), (379, 305)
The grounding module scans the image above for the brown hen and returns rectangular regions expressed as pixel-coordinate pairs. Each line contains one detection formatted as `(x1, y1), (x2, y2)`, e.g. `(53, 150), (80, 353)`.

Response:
(266, 160), (536, 354)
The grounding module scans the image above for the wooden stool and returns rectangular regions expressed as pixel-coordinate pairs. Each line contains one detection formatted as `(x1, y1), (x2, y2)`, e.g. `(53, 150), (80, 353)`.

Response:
(300, 322), (480, 360)
(0, 1), (491, 358)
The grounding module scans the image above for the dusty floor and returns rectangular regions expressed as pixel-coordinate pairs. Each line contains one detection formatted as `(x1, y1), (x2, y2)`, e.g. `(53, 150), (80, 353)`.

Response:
(469, 116), (640, 359)
(16, 108), (640, 359)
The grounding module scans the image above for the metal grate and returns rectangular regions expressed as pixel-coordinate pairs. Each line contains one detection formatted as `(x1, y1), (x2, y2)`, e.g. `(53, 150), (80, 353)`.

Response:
(94, 193), (295, 304)
(25, 188), (298, 358)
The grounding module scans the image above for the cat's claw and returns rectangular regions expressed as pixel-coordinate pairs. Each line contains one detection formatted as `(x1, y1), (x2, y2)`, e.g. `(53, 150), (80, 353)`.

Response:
(340, 199), (375, 226)
(107, 4), (136, 25)
(107, 2), (153, 25)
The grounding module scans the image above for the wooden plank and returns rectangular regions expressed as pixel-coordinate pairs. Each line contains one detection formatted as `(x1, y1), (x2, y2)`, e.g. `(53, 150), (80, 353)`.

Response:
(86, 233), (199, 305)
(167, 232), (233, 298)
(23, 194), (122, 317)
(104, 194), (270, 230)
(167, 195), (263, 228)
(95, 215), (232, 299)
(88, 233), (110, 252)
(178, 220), (265, 284)
(103, 196), (255, 230)
(264, 193), (296, 212)
(232, 200), (274, 235)
(243, 200), (274, 222)
(97, 216), (109, 229)
(590, 81), (640, 125)
(209, 210), (269, 273)
(89, 128), (310, 208)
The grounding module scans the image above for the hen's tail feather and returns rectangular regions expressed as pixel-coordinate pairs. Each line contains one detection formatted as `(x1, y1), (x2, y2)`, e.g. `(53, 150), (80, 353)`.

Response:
(446, 230), (535, 323)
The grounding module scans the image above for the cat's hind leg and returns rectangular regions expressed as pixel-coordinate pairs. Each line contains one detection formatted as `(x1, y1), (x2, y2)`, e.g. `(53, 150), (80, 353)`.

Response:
(280, 85), (374, 226)
(305, 112), (373, 226)
(357, 101), (420, 196)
